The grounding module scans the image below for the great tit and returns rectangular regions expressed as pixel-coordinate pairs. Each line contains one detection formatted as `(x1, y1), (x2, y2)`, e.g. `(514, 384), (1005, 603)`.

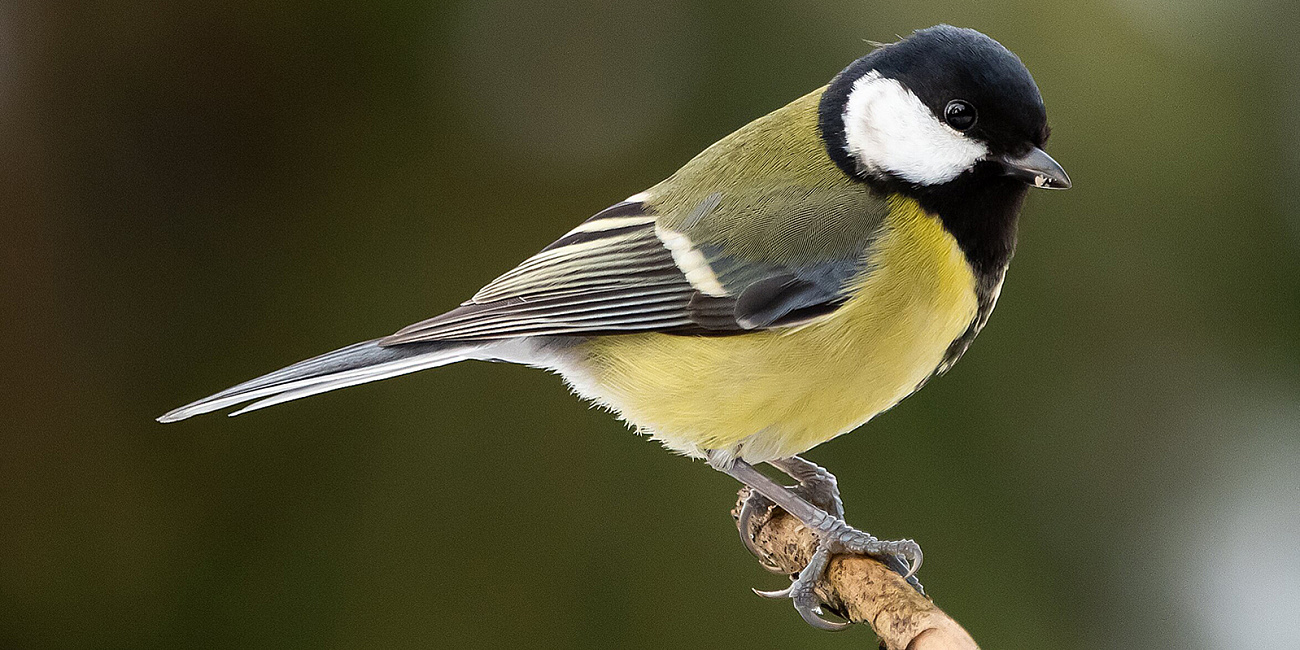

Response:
(160, 25), (1068, 630)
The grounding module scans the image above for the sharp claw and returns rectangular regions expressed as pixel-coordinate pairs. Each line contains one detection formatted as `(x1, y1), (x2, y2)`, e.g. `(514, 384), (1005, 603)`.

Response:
(903, 545), (923, 580)
(736, 501), (762, 551)
(794, 599), (850, 631)
(738, 492), (786, 573)
(752, 585), (792, 599)
(888, 540), (923, 581)
(760, 548), (850, 631)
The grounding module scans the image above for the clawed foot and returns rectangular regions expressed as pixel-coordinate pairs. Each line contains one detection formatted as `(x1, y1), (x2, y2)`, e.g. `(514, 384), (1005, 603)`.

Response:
(753, 517), (923, 630)
(735, 456), (924, 630)
(737, 456), (843, 567)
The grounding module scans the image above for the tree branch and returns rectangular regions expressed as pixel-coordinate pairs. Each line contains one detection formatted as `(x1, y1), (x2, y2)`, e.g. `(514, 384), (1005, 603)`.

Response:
(732, 488), (979, 649)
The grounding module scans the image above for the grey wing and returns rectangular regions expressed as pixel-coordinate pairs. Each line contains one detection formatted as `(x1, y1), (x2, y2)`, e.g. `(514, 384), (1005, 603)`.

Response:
(379, 200), (863, 345)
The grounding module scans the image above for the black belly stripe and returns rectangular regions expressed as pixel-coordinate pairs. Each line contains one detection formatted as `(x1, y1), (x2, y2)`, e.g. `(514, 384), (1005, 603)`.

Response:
(917, 168), (1026, 372)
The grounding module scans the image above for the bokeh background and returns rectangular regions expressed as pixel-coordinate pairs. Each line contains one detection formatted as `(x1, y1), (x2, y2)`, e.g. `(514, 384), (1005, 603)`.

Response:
(3, 1), (1299, 648)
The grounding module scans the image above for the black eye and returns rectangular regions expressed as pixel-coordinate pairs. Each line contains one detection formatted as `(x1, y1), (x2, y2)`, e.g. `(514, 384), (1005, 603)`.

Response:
(944, 100), (977, 131)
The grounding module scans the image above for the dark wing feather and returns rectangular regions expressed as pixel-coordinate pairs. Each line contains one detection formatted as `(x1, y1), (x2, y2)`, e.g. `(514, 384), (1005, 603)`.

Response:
(379, 201), (852, 345)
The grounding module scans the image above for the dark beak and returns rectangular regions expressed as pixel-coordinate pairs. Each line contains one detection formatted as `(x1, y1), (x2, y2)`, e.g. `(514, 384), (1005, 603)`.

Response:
(1000, 146), (1071, 190)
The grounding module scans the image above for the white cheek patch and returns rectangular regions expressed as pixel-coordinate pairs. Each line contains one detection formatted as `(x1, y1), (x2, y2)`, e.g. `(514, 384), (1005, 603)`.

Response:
(842, 71), (989, 185)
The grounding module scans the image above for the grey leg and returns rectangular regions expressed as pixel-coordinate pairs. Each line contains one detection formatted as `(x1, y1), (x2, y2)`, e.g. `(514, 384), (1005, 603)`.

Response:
(769, 456), (844, 517)
(734, 456), (844, 569)
(709, 452), (923, 631)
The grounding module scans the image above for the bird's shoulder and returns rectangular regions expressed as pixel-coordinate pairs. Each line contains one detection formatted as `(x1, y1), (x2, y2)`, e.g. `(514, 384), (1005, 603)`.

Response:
(644, 86), (888, 268)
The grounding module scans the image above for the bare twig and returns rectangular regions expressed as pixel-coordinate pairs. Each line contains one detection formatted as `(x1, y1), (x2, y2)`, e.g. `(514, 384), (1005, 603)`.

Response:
(733, 488), (979, 650)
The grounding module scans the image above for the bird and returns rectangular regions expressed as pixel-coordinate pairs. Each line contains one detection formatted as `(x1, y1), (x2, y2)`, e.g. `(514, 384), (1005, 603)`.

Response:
(159, 24), (1069, 630)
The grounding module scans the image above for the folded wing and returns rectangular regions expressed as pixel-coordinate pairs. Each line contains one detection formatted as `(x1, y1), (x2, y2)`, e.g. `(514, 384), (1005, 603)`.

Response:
(380, 199), (857, 345)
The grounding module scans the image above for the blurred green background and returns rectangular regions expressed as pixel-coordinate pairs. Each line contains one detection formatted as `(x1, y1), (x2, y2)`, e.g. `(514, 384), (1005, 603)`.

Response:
(3, 1), (1299, 648)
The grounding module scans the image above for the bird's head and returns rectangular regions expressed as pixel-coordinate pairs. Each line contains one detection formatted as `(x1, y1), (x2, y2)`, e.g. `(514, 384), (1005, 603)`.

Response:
(820, 25), (1070, 196)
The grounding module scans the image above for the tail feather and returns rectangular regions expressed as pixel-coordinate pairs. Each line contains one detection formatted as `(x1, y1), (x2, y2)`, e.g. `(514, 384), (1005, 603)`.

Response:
(157, 339), (486, 423)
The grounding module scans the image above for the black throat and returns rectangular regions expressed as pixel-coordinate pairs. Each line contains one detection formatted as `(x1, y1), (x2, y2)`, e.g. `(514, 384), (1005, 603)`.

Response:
(912, 162), (1026, 286)
(819, 119), (1026, 291)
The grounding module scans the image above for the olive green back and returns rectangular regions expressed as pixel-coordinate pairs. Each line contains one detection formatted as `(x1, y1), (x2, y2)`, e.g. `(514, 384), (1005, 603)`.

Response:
(647, 87), (889, 268)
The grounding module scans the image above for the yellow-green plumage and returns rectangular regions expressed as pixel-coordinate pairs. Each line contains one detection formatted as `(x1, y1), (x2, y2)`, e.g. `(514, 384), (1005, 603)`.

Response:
(543, 88), (982, 463)
(360, 85), (987, 464)
(576, 194), (977, 462)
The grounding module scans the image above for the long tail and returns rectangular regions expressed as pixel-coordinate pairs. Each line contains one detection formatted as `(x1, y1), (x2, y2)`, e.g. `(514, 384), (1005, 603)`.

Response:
(157, 338), (498, 422)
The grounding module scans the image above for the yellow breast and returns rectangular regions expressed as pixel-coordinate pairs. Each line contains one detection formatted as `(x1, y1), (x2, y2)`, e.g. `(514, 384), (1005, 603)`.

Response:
(571, 196), (979, 463)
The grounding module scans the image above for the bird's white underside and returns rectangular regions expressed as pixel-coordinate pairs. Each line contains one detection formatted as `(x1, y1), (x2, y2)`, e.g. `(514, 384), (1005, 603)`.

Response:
(842, 71), (988, 185)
